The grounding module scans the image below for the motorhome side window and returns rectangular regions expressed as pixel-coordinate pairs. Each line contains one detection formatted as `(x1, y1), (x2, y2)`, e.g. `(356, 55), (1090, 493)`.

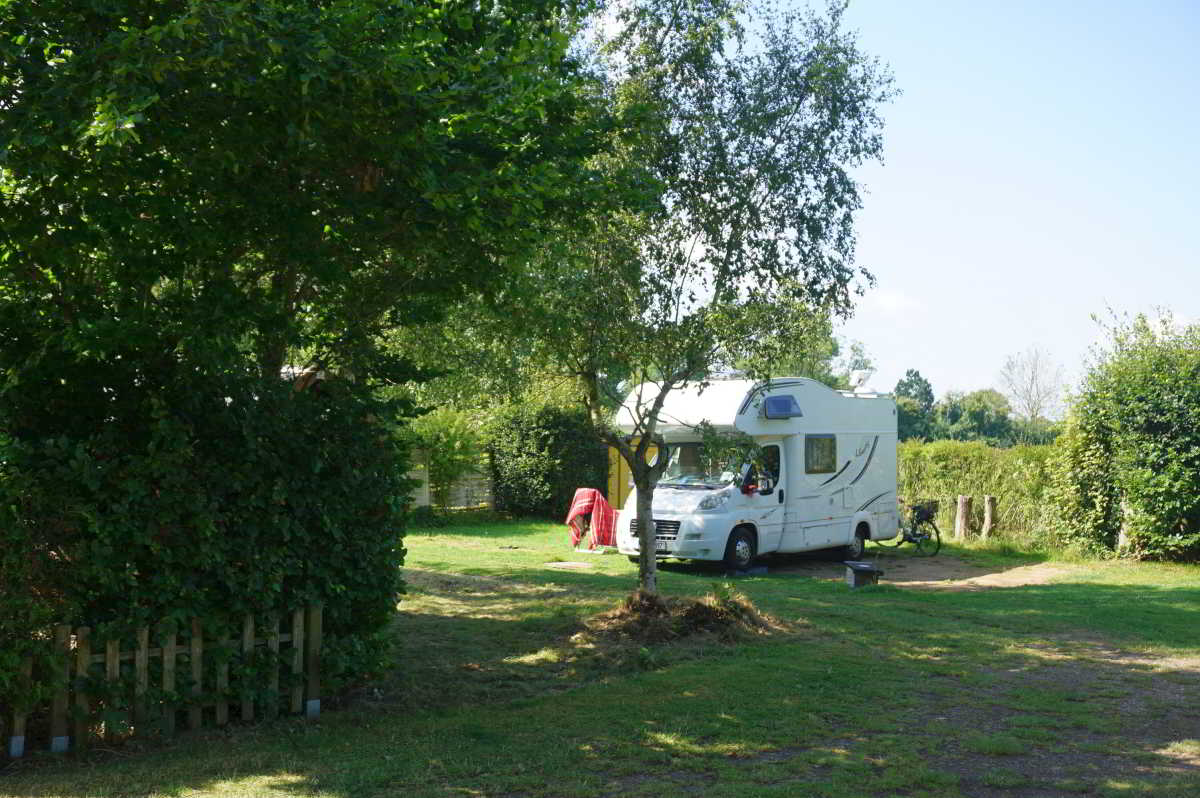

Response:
(805, 434), (836, 474)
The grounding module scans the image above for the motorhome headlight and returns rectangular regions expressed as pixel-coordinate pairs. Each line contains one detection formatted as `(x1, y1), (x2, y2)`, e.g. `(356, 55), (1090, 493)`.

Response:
(697, 489), (731, 512)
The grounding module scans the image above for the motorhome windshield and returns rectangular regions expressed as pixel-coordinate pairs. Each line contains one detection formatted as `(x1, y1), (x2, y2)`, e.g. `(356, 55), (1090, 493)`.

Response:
(658, 443), (740, 489)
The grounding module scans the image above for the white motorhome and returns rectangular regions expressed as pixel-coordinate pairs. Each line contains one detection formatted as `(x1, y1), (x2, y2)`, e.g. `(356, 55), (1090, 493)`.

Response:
(614, 378), (899, 569)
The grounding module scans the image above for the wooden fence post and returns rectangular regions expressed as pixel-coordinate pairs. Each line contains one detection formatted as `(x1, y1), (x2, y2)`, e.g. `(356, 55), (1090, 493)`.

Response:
(7, 658), (32, 758)
(267, 613), (280, 719)
(73, 627), (92, 750)
(12, 605), (322, 750)
(982, 496), (997, 538)
(162, 630), (177, 736)
(290, 609), (305, 715)
(104, 639), (120, 742)
(241, 615), (255, 723)
(50, 625), (70, 753)
(304, 604), (322, 719)
(215, 634), (230, 727)
(189, 620), (203, 731)
(954, 495), (972, 539)
(134, 627), (149, 729)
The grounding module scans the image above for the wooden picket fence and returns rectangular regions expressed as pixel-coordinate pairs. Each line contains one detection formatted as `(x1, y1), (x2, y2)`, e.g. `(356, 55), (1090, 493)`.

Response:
(4, 604), (322, 759)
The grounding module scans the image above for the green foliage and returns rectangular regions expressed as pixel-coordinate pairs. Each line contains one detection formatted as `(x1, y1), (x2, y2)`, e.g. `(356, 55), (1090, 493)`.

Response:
(490, 0), (892, 594)
(895, 370), (935, 416)
(0, 0), (603, 716)
(898, 440), (1054, 539)
(488, 404), (609, 519)
(1041, 403), (1121, 555)
(733, 297), (873, 390)
(0, 0), (600, 382)
(407, 504), (450, 529)
(0, 373), (409, 712)
(932, 389), (1018, 447)
(895, 370), (934, 441)
(694, 422), (760, 481)
(894, 370), (1058, 446)
(1045, 316), (1200, 561)
(409, 408), (484, 510)
(896, 396), (932, 442)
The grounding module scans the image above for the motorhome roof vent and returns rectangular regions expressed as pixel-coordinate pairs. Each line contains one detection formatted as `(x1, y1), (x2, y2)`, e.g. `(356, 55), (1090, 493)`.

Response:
(762, 395), (802, 419)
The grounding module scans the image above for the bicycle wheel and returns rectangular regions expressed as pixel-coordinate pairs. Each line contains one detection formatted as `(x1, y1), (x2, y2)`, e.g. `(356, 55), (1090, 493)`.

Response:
(913, 520), (941, 556)
(876, 528), (906, 548)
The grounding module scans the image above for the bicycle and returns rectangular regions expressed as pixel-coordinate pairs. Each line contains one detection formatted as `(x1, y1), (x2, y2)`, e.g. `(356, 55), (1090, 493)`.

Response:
(877, 500), (941, 556)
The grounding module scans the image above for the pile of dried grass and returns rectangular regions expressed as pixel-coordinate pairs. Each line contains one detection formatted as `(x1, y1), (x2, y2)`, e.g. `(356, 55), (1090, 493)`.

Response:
(584, 584), (779, 645)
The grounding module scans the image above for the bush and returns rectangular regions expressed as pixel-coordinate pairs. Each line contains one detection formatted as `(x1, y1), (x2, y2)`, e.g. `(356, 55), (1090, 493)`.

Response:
(1045, 316), (1200, 560)
(488, 404), (609, 519)
(898, 439), (1053, 541)
(0, 372), (410, 713)
(1040, 397), (1121, 555)
(408, 407), (483, 510)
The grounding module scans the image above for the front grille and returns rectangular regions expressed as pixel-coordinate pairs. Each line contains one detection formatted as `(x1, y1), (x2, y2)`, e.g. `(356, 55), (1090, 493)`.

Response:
(629, 519), (681, 541)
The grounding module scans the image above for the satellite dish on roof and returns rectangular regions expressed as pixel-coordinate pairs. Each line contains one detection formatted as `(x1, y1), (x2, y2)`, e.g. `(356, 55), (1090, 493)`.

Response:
(849, 370), (874, 390)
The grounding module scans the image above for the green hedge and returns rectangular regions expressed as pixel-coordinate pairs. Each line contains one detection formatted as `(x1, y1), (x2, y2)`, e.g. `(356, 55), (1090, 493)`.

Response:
(0, 374), (409, 715)
(488, 405), (608, 519)
(1043, 318), (1200, 560)
(898, 440), (1053, 539)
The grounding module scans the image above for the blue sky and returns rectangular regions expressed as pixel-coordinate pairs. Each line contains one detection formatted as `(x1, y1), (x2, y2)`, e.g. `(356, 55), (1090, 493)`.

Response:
(835, 0), (1200, 400)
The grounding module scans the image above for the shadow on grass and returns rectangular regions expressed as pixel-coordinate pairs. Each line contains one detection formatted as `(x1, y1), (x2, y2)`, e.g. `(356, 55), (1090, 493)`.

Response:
(407, 512), (561, 539)
(5, 574), (1199, 798)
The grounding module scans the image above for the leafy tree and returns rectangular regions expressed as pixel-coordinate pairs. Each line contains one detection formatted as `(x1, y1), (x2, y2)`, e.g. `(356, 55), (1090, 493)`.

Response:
(0, 0), (605, 681)
(894, 370), (934, 440)
(896, 396), (932, 441)
(500, 0), (893, 594)
(731, 296), (873, 389)
(932, 389), (1016, 446)
(895, 370), (935, 416)
(0, 0), (600, 402)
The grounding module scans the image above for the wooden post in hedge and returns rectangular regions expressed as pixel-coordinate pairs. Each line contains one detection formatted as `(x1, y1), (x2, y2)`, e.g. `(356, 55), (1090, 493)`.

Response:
(304, 603), (322, 718)
(982, 496), (997, 538)
(189, 620), (204, 731)
(241, 616), (255, 723)
(73, 627), (92, 750)
(290, 609), (305, 715)
(267, 613), (280, 719)
(7, 658), (32, 758)
(50, 625), (70, 752)
(162, 630), (177, 736)
(954, 495), (972, 539)
(104, 639), (120, 742)
(135, 627), (149, 728)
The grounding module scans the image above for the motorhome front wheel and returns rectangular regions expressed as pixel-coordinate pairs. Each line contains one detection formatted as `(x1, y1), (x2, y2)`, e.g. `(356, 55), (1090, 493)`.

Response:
(724, 528), (756, 571)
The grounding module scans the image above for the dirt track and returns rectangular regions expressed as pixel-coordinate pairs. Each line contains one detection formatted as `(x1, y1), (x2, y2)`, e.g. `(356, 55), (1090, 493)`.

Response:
(764, 551), (1075, 590)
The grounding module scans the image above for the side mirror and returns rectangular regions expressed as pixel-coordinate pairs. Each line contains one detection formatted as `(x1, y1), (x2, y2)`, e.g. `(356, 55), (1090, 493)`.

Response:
(757, 478), (774, 495)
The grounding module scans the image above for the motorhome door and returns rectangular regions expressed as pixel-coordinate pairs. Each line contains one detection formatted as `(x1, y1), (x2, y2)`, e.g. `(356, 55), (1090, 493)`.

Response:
(746, 439), (786, 553)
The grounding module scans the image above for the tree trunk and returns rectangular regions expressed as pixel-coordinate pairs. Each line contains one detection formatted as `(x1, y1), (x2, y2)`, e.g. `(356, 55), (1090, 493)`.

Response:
(634, 477), (658, 596)
(258, 335), (288, 383)
(954, 495), (972, 539)
(981, 495), (997, 539)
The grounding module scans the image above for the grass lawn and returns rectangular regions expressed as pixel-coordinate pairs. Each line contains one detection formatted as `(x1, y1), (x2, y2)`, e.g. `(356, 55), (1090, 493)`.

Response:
(3, 515), (1198, 797)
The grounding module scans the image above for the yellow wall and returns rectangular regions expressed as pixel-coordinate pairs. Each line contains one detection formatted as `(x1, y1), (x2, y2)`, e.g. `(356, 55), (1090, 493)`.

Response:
(607, 442), (658, 510)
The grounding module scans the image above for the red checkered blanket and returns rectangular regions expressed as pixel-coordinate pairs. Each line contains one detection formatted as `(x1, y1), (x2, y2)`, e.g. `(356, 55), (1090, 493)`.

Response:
(565, 488), (618, 549)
